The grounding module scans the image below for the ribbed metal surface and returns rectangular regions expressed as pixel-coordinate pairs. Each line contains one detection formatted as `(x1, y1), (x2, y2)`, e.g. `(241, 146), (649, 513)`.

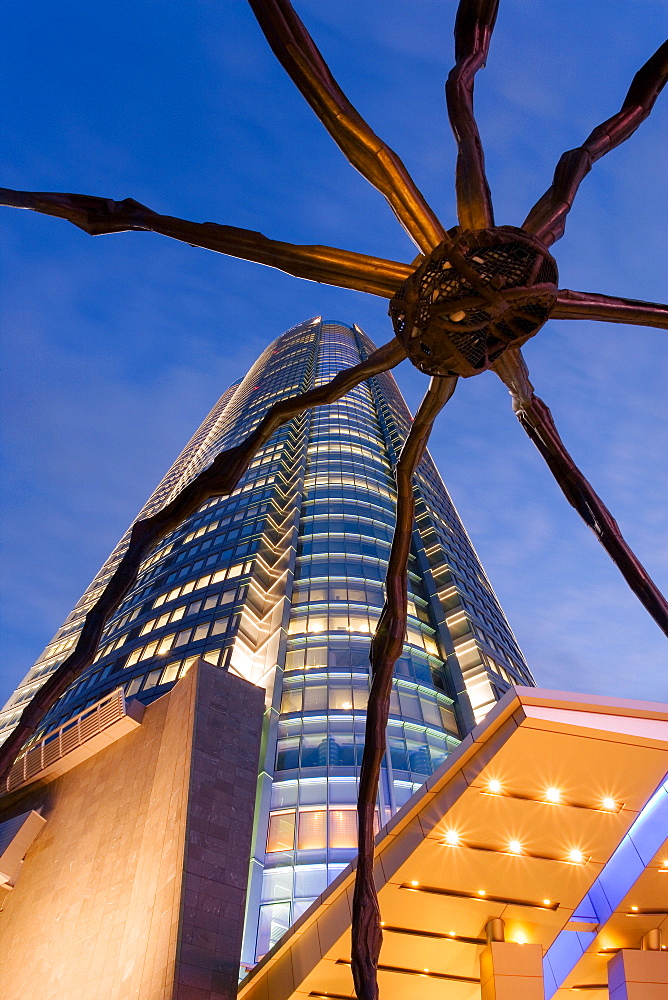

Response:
(5, 689), (126, 792)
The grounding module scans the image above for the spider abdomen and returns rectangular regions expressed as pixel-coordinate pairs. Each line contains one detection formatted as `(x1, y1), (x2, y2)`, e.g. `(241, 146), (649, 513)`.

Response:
(389, 225), (558, 377)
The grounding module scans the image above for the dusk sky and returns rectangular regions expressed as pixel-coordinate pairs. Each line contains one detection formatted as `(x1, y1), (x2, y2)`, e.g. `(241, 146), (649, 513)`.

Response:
(1, 0), (666, 709)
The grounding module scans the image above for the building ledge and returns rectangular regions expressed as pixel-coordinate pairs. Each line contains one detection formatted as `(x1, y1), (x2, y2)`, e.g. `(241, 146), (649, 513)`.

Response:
(3, 689), (144, 796)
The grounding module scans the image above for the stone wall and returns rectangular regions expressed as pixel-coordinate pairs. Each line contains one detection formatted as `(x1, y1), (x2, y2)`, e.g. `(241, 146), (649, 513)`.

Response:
(0, 660), (264, 1000)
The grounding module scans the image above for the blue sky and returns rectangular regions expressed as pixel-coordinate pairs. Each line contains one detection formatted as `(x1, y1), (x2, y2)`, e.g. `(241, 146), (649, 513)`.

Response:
(1, 0), (666, 707)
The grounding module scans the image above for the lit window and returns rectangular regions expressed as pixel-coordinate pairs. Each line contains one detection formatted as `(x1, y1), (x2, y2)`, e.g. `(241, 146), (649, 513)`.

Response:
(157, 633), (174, 654)
(266, 810), (296, 852)
(161, 662), (180, 684)
(329, 809), (357, 849)
(329, 683), (354, 711)
(353, 684), (369, 710)
(297, 810), (327, 850)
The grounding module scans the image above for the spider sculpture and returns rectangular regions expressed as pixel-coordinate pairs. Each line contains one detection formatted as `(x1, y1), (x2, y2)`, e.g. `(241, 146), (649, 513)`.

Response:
(1, 2), (666, 998)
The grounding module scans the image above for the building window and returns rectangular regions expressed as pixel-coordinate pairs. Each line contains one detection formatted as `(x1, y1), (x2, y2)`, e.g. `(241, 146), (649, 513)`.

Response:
(266, 810), (296, 852)
(294, 864), (327, 899)
(297, 809), (327, 850)
(256, 902), (291, 960)
(329, 809), (357, 849)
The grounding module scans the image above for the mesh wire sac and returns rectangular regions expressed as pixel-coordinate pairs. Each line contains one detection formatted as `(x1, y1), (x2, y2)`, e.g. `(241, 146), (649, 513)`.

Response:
(390, 226), (558, 377)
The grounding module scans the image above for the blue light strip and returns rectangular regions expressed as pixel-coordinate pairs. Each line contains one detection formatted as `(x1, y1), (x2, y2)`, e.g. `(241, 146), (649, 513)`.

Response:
(543, 774), (668, 998)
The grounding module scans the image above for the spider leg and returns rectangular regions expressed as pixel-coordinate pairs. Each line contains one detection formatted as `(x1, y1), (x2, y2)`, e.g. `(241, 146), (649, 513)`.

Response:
(494, 348), (668, 636)
(351, 375), (458, 1000)
(246, 0), (447, 254)
(445, 0), (499, 230)
(552, 289), (668, 330)
(0, 338), (407, 788)
(523, 39), (668, 247)
(0, 188), (412, 298)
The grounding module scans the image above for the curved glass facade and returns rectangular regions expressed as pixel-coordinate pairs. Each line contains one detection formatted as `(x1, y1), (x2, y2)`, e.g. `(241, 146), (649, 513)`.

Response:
(0, 317), (534, 967)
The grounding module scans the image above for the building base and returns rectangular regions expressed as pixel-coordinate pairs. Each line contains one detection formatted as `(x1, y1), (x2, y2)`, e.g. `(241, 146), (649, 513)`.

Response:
(0, 660), (264, 1000)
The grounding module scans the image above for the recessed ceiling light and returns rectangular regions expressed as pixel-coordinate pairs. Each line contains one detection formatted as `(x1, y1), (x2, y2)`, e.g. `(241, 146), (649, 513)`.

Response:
(488, 779), (502, 793)
(508, 840), (522, 854)
(602, 797), (616, 810)
(444, 830), (460, 846)
(545, 787), (561, 803)
(568, 849), (584, 864)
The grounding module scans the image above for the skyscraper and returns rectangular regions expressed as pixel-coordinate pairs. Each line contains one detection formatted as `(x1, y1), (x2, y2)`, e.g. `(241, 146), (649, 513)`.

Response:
(0, 318), (534, 965)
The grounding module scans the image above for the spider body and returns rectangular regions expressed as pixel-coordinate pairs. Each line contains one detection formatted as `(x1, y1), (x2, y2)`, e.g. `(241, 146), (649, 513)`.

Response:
(389, 226), (558, 377)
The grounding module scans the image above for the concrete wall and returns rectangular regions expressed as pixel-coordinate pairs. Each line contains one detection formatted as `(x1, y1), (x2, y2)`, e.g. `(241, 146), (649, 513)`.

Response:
(0, 660), (264, 1000)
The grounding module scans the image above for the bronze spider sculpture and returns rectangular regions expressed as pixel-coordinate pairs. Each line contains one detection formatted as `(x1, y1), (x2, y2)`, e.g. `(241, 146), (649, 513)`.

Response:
(1, 1), (667, 997)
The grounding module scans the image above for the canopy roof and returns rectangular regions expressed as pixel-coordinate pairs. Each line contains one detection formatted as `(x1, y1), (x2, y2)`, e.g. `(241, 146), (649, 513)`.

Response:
(238, 687), (668, 1000)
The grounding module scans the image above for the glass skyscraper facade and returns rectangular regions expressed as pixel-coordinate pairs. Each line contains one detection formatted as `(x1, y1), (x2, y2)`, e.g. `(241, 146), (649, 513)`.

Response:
(0, 317), (534, 964)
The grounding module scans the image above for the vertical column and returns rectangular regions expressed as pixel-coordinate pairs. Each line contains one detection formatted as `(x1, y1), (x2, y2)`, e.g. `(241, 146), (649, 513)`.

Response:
(479, 919), (544, 1000)
(608, 932), (668, 1000)
(175, 660), (265, 1000)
